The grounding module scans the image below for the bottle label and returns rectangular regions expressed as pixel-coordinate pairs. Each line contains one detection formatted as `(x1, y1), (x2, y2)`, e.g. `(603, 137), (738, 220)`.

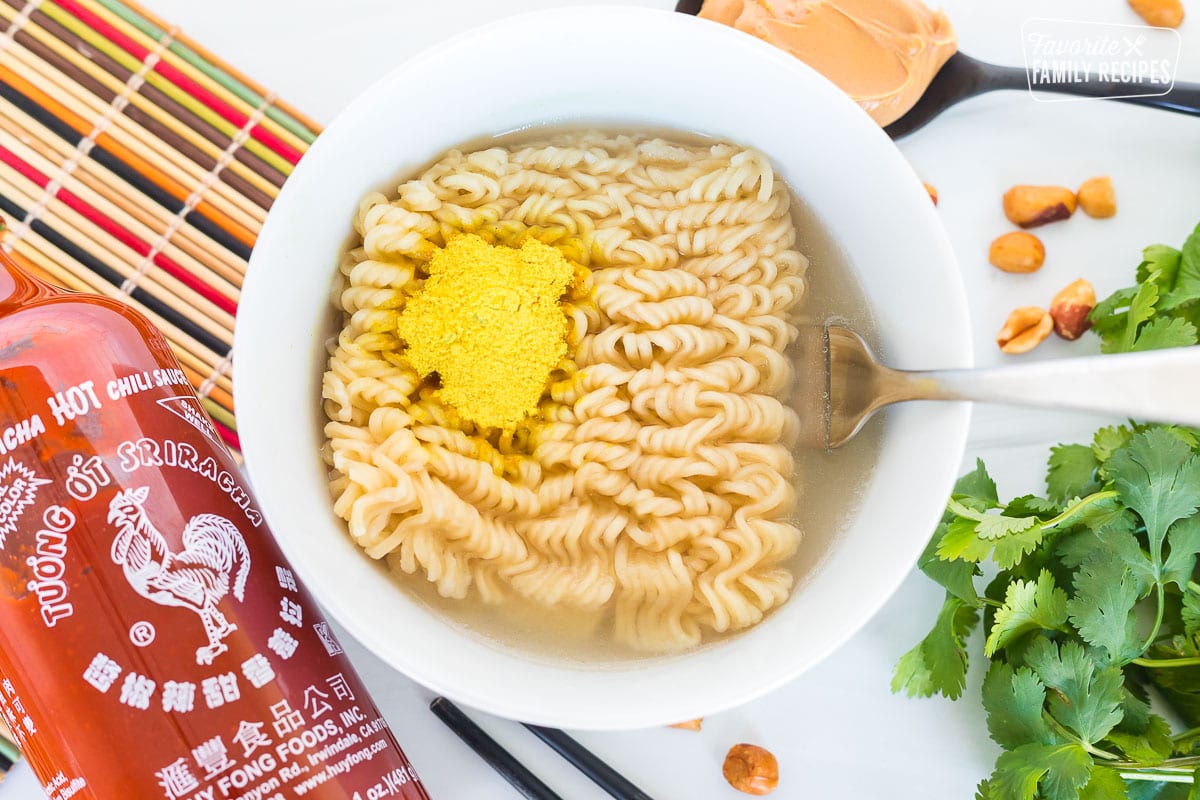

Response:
(0, 366), (430, 800)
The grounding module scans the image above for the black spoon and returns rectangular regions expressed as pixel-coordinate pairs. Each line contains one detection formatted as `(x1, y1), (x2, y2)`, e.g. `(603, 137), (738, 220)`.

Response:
(884, 51), (1200, 137)
(674, 0), (1200, 138)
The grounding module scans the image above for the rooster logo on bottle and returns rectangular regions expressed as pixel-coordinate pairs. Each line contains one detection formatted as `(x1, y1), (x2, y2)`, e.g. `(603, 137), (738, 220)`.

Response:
(107, 487), (251, 665)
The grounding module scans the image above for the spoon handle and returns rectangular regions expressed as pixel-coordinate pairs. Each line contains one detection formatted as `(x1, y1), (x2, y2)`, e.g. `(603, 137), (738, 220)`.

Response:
(906, 346), (1200, 426)
(955, 54), (1200, 114)
(1029, 74), (1200, 115)
(1112, 82), (1200, 116)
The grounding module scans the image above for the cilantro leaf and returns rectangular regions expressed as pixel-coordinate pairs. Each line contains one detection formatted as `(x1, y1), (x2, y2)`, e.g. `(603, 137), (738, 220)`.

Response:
(939, 516), (996, 563)
(989, 743), (1093, 800)
(1106, 675), (1174, 767)
(939, 499), (1047, 569)
(1093, 425), (1134, 466)
(1130, 316), (1199, 351)
(1031, 747), (1095, 800)
(1145, 423), (1200, 449)
(1099, 530), (1156, 589)
(978, 513), (1041, 541)
(1123, 683), (1155, 730)
(1090, 286), (1138, 341)
(1137, 243), (1182, 288)
(1107, 428), (1200, 567)
(1159, 287), (1200, 313)
(1025, 638), (1125, 744)
(1126, 781), (1191, 800)
(1054, 502), (1144, 572)
(892, 646), (931, 699)
(1078, 766), (1128, 800)
(1165, 221), (1200, 309)
(986, 571), (1069, 656)
(909, 594), (980, 700)
(939, 516), (1045, 569)
(1161, 516), (1200, 591)
(1184, 588), (1200, 641)
(891, 593), (980, 699)
(1006, 495), (1063, 520)
(1067, 552), (1145, 664)
(1105, 714), (1173, 765)
(1157, 681), (1200, 729)
(1077, 501), (1140, 538)
(1178, 727), (1200, 756)
(1047, 444), (1102, 504)
(1146, 638), (1200, 727)
(982, 661), (1055, 749)
(989, 752), (1043, 800)
(1056, 530), (1102, 571)
(945, 498), (1042, 540)
(955, 458), (1000, 511)
(991, 528), (1048, 571)
(1113, 281), (1160, 353)
(919, 524), (981, 605)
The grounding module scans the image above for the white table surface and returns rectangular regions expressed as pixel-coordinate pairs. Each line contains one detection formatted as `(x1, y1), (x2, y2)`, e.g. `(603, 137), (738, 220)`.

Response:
(8, 1), (1200, 797)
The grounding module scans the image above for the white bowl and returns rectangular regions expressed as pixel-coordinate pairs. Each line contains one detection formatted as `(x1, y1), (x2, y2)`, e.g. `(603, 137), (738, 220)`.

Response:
(235, 6), (972, 730)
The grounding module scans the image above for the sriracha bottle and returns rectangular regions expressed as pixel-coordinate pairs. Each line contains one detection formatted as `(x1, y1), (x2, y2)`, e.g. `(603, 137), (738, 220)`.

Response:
(0, 245), (431, 800)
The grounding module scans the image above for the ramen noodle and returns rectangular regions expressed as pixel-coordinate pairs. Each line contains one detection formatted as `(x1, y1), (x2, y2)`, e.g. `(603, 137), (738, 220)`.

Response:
(322, 132), (807, 651)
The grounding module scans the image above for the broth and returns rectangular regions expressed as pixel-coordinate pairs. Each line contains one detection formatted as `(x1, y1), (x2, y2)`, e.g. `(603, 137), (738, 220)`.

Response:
(331, 127), (883, 663)
(786, 198), (884, 586)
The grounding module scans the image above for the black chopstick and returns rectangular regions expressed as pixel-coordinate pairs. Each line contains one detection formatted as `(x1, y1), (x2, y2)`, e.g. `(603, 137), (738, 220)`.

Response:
(429, 697), (564, 800)
(522, 724), (656, 800)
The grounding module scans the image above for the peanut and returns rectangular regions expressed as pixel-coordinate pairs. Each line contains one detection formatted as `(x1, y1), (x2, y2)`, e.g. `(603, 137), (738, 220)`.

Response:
(989, 231), (1046, 273)
(924, 182), (939, 206)
(1050, 278), (1097, 341)
(1002, 185), (1077, 228)
(997, 307), (1054, 354)
(1129, 0), (1184, 27)
(669, 719), (703, 731)
(1076, 177), (1117, 219)
(723, 744), (779, 796)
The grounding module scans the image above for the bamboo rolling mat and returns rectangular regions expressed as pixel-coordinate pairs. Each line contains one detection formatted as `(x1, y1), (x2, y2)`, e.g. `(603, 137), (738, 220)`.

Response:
(0, 0), (322, 453)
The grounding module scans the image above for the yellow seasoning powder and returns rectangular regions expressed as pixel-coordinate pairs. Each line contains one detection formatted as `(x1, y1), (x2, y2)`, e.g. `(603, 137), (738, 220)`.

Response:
(395, 233), (575, 430)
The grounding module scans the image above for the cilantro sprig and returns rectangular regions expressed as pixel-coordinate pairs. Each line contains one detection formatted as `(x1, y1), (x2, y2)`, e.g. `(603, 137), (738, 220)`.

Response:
(894, 223), (1200, 799)
(1089, 223), (1200, 353)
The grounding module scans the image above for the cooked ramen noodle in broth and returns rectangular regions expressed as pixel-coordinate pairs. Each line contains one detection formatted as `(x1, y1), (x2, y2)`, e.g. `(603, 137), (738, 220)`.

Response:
(321, 131), (808, 652)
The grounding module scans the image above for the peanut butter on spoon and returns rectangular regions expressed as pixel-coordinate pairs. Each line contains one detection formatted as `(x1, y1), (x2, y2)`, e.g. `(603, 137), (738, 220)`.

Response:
(699, 0), (957, 126)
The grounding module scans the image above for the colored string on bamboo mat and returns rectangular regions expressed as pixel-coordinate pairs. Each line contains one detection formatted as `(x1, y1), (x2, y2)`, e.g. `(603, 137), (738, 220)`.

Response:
(0, 0), (321, 454)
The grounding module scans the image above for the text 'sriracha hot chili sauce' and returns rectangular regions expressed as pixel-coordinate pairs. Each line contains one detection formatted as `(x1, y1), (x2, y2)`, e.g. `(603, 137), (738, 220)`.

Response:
(0, 246), (432, 799)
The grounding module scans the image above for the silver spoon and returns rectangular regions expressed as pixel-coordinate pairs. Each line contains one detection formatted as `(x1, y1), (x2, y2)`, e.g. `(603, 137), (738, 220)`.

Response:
(798, 325), (1200, 449)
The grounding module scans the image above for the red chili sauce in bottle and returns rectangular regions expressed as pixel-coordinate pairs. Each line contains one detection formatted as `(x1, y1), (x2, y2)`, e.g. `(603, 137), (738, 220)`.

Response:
(0, 247), (432, 800)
